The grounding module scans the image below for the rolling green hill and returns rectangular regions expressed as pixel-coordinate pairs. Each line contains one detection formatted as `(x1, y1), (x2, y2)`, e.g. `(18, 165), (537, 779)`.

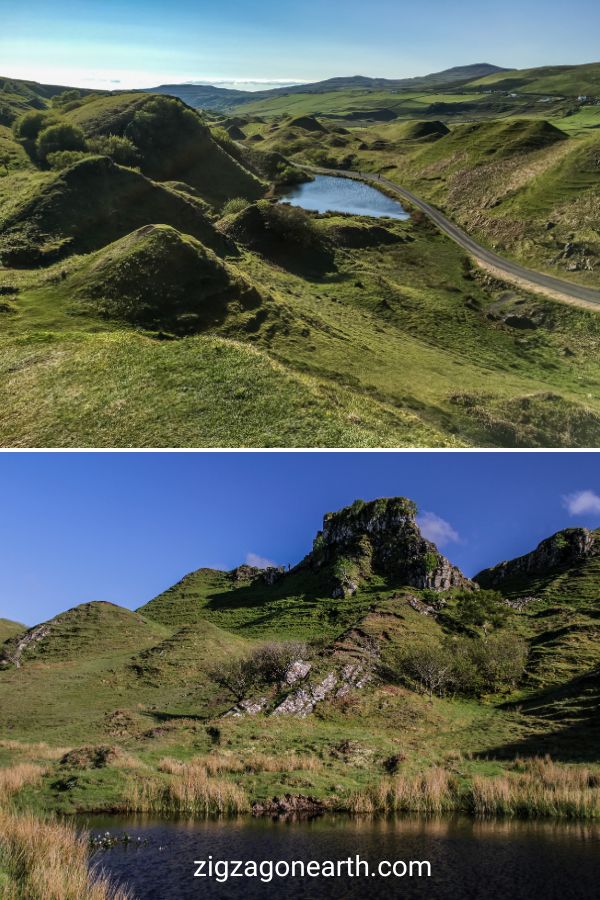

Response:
(0, 619), (25, 643)
(2, 73), (600, 448)
(470, 62), (600, 96)
(1, 497), (600, 820)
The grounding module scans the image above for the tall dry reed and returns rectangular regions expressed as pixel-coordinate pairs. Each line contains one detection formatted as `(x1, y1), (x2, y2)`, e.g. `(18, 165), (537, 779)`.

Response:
(0, 810), (132, 900)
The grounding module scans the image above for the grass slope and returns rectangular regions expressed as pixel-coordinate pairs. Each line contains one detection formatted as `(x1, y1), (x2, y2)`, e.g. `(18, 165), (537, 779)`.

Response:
(0, 619), (25, 643)
(0, 156), (228, 265)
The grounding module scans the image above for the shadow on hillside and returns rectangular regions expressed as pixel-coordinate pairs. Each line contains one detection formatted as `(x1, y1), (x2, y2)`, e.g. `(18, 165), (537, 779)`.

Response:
(481, 669), (600, 762)
(146, 710), (205, 723)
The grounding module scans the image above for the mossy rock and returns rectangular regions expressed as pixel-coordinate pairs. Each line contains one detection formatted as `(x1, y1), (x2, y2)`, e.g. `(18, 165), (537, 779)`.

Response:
(72, 224), (262, 332)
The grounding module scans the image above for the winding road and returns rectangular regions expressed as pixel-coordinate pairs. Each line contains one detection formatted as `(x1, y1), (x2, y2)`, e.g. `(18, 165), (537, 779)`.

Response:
(302, 165), (600, 310)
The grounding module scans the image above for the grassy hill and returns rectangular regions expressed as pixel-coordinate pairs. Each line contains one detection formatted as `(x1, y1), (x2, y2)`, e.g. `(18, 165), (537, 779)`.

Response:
(470, 62), (600, 96)
(2, 74), (600, 447)
(0, 619), (25, 643)
(1, 497), (600, 821)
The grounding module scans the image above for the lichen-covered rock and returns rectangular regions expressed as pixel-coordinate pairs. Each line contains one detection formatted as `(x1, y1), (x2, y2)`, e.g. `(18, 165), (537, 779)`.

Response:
(301, 497), (471, 597)
(223, 697), (268, 718)
(284, 660), (312, 685)
(273, 671), (338, 717)
(475, 528), (599, 589)
(273, 663), (369, 716)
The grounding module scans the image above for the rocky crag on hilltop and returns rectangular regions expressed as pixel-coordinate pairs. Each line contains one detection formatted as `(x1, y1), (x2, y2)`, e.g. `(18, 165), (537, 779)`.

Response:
(300, 497), (472, 598)
(476, 528), (600, 591)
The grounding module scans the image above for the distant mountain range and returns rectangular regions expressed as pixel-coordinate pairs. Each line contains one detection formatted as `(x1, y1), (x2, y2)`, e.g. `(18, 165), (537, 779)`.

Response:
(145, 63), (509, 110)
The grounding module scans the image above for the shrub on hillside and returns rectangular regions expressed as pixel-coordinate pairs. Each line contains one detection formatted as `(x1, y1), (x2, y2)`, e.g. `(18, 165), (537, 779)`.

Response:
(51, 89), (81, 107)
(450, 589), (509, 634)
(36, 123), (87, 163)
(210, 640), (310, 701)
(88, 134), (140, 166)
(260, 201), (321, 249)
(222, 196), (251, 217)
(13, 110), (56, 142)
(388, 630), (527, 698)
(124, 97), (206, 162)
(46, 150), (90, 170)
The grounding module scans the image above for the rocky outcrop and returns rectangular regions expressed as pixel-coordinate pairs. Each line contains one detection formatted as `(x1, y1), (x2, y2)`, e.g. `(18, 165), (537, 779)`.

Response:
(230, 564), (285, 586)
(0, 623), (51, 668)
(273, 663), (370, 717)
(284, 660), (311, 685)
(224, 697), (268, 718)
(300, 497), (471, 597)
(475, 528), (599, 590)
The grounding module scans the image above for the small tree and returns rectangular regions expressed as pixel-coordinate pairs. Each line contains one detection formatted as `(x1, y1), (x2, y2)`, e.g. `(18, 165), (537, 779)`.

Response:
(210, 641), (310, 702)
(470, 632), (527, 692)
(209, 656), (259, 702)
(251, 641), (309, 684)
(36, 123), (87, 163)
(0, 152), (10, 175)
(396, 641), (455, 700)
(452, 589), (509, 635)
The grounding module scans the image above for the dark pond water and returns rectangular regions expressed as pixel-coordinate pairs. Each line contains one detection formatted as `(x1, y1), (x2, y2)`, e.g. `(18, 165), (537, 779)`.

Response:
(280, 175), (409, 219)
(86, 814), (600, 900)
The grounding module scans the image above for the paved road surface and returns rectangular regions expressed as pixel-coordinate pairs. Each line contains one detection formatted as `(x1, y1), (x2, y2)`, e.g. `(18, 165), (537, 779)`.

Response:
(302, 165), (600, 309)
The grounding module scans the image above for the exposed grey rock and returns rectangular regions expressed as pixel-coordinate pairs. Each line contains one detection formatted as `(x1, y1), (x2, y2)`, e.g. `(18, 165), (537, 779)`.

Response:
(1, 623), (51, 668)
(299, 497), (472, 598)
(223, 697), (268, 718)
(230, 564), (285, 586)
(475, 528), (598, 589)
(284, 659), (311, 685)
(408, 596), (438, 616)
(273, 671), (339, 717)
(505, 596), (541, 610)
(274, 663), (370, 716)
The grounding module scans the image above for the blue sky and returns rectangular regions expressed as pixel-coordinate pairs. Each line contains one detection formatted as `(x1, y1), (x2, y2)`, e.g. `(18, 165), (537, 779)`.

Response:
(1, 452), (599, 626)
(1, 1), (599, 89)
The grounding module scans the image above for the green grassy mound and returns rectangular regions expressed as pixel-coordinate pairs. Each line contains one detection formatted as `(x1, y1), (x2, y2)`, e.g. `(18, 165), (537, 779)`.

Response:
(421, 118), (567, 165)
(1, 602), (167, 667)
(0, 156), (228, 265)
(220, 200), (334, 274)
(397, 120), (450, 140)
(0, 332), (452, 448)
(317, 215), (407, 248)
(71, 224), (262, 333)
(287, 115), (326, 132)
(65, 94), (265, 208)
(0, 619), (25, 644)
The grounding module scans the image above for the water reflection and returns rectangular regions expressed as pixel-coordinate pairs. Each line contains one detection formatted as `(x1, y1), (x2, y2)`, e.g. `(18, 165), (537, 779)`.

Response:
(279, 175), (409, 219)
(85, 813), (600, 899)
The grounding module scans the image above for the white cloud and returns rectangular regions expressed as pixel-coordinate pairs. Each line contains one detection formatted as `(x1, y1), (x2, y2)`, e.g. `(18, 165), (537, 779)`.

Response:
(417, 511), (460, 547)
(562, 490), (600, 516)
(245, 552), (277, 570)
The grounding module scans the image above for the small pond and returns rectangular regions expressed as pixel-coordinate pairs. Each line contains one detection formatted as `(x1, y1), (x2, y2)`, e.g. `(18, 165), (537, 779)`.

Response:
(280, 174), (409, 219)
(86, 813), (600, 899)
